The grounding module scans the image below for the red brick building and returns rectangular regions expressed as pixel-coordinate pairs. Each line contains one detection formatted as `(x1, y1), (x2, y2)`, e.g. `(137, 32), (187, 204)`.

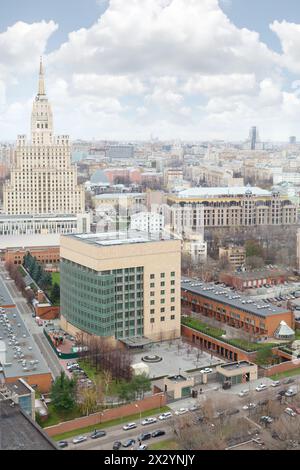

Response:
(181, 279), (294, 337)
(219, 269), (288, 291)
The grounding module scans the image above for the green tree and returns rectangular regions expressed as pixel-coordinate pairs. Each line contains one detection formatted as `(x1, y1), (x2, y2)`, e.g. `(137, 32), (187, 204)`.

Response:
(245, 240), (264, 259)
(131, 373), (151, 399)
(50, 283), (60, 305)
(255, 347), (273, 366)
(50, 371), (77, 412)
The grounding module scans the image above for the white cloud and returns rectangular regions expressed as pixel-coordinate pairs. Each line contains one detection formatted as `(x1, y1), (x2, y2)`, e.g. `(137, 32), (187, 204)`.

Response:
(270, 20), (300, 73)
(0, 0), (299, 140)
(0, 20), (58, 77)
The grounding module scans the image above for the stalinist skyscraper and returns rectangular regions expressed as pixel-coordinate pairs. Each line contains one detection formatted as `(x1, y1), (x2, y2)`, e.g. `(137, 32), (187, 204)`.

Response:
(4, 59), (85, 215)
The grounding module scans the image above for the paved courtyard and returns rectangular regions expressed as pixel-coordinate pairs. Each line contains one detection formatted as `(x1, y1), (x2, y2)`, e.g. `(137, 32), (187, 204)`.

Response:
(131, 339), (223, 378)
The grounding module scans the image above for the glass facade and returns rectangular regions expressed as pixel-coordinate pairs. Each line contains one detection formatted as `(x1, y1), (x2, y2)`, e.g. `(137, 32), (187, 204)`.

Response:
(60, 258), (144, 338)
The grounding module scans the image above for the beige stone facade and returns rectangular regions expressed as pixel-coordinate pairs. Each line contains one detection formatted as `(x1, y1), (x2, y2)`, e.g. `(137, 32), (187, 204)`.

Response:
(60, 232), (181, 342)
(3, 59), (84, 215)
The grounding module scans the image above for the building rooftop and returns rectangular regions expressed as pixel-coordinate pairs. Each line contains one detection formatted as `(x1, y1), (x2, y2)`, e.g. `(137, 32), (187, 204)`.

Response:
(181, 278), (290, 319)
(0, 400), (57, 450)
(219, 361), (256, 371)
(66, 230), (177, 247)
(224, 269), (288, 280)
(174, 186), (271, 199)
(94, 192), (145, 199)
(0, 279), (50, 380)
(0, 213), (77, 220)
(0, 234), (60, 250)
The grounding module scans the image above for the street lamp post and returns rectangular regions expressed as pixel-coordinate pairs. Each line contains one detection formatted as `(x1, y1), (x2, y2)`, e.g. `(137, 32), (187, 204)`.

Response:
(135, 403), (142, 424)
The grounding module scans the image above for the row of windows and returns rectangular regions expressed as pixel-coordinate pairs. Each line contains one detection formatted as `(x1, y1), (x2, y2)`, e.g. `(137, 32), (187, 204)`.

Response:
(150, 315), (176, 323)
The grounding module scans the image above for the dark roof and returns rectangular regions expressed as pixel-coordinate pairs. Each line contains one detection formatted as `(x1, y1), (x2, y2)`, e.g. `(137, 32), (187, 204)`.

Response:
(0, 400), (57, 450)
(181, 278), (289, 319)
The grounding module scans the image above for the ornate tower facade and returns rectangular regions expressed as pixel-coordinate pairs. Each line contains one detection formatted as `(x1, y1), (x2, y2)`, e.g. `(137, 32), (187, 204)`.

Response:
(3, 59), (85, 215)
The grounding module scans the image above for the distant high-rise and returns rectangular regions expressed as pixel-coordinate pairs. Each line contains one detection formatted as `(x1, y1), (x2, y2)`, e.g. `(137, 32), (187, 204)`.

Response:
(3, 59), (85, 216)
(289, 136), (296, 144)
(248, 126), (260, 150)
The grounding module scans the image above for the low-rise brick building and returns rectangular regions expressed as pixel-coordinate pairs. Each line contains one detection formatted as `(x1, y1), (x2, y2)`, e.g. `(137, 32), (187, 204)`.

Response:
(181, 278), (294, 338)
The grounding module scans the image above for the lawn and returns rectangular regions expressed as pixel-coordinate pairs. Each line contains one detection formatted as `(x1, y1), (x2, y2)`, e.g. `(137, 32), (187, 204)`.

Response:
(149, 439), (180, 450)
(78, 360), (119, 395)
(270, 366), (300, 380)
(51, 272), (60, 285)
(182, 317), (225, 338)
(39, 404), (84, 428)
(51, 406), (171, 441)
(294, 330), (300, 340)
(182, 317), (277, 352)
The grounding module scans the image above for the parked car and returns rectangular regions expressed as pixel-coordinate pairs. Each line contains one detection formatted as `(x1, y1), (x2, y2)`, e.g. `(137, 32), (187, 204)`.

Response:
(138, 432), (152, 441)
(283, 378), (295, 385)
(260, 416), (273, 424)
(90, 430), (106, 439)
(123, 422), (137, 431)
(189, 404), (200, 412)
(200, 368), (213, 374)
(238, 389), (249, 397)
(271, 381), (280, 387)
(158, 412), (172, 420)
(72, 435), (87, 444)
(284, 407), (297, 417)
(122, 439), (136, 448)
(67, 363), (79, 371)
(256, 384), (268, 392)
(141, 417), (157, 426)
(175, 408), (188, 416)
(137, 444), (148, 450)
(285, 388), (297, 397)
(113, 441), (122, 450)
(58, 440), (68, 448)
(151, 430), (166, 438)
(242, 403), (256, 410)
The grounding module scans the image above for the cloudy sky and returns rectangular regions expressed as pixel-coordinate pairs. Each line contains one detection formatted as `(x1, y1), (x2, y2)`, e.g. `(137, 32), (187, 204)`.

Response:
(1, 0), (300, 141)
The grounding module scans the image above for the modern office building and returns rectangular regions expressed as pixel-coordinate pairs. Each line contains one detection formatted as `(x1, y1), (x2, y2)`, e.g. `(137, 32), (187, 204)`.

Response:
(60, 231), (181, 343)
(168, 187), (297, 233)
(3, 59), (85, 215)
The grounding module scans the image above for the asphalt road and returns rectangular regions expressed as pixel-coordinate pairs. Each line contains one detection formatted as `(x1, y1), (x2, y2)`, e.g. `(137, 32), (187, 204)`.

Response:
(64, 380), (300, 450)
(64, 419), (174, 451)
(0, 264), (63, 379)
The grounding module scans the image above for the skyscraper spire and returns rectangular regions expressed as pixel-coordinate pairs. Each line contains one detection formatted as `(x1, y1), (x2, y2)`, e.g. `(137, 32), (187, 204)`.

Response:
(38, 56), (46, 96)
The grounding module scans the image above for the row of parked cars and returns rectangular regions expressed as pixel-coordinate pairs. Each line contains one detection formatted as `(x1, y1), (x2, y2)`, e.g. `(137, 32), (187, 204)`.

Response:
(66, 362), (93, 387)
(238, 378), (296, 397)
(113, 430), (166, 450)
(58, 429), (107, 448)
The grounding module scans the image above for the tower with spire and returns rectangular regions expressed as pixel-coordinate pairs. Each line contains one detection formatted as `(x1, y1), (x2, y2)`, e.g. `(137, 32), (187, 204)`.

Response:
(31, 57), (53, 146)
(3, 59), (85, 216)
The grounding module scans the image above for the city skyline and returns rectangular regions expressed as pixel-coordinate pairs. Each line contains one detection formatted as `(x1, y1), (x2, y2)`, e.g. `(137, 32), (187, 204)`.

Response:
(0, 0), (300, 141)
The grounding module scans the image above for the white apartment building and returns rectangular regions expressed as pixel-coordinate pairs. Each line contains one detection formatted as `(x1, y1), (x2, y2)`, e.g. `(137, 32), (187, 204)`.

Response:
(0, 213), (91, 236)
(167, 186), (297, 233)
(3, 59), (85, 216)
(130, 212), (164, 234)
